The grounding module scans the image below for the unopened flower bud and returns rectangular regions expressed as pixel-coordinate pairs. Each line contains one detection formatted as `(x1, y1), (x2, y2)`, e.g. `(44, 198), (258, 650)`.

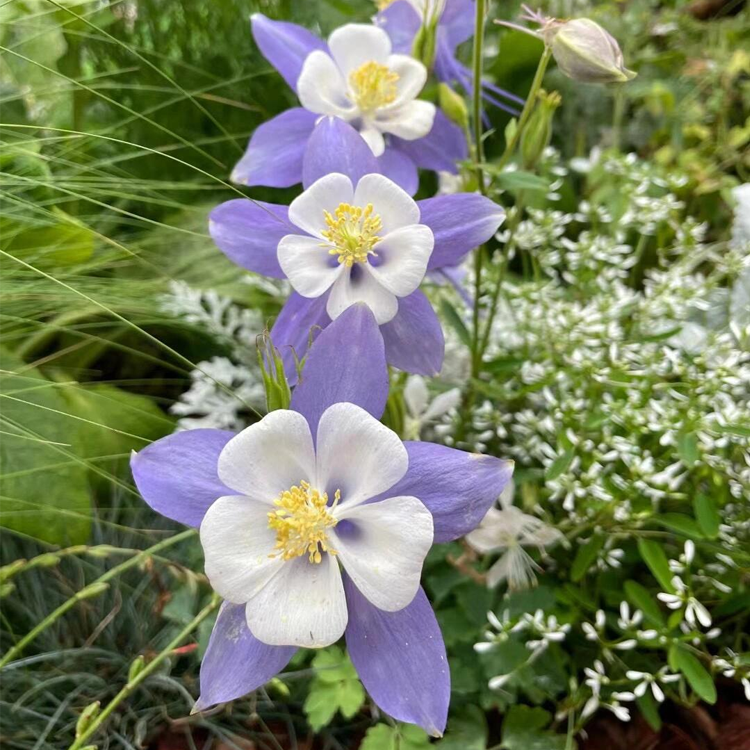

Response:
(545, 18), (636, 84)
(521, 89), (561, 169)
(438, 83), (469, 130)
(75, 701), (100, 738)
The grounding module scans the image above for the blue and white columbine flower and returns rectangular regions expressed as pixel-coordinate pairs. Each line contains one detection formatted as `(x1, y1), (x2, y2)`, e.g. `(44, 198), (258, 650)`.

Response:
(210, 117), (504, 379)
(131, 305), (513, 735)
(233, 15), (468, 194)
(377, 0), (523, 115)
(297, 24), (434, 158)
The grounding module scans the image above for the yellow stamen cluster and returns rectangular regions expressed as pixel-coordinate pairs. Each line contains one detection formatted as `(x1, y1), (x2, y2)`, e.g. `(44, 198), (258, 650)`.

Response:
(374, 0), (396, 9)
(349, 61), (399, 113)
(321, 202), (382, 267)
(267, 481), (339, 564)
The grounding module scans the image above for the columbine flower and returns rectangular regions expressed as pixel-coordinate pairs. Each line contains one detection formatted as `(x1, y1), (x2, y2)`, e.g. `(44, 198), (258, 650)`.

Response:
(626, 669), (680, 703)
(210, 118), (504, 380)
(465, 483), (562, 589)
(131, 306), (513, 735)
(498, 7), (635, 85)
(377, 0), (522, 114)
(403, 375), (460, 439)
(657, 576), (712, 629)
(235, 16), (467, 194)
(297, 24), (434, 157)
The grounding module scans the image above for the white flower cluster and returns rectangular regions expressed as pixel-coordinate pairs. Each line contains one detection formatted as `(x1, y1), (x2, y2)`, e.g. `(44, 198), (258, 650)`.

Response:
(459, 153), (750, 526)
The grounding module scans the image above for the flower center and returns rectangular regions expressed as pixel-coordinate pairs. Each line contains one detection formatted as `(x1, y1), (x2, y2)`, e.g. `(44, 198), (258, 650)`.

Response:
(374, 0), (397, 9)
(267, 481), (339, 564)
(321, 202), (383, 267)
(349, 61), (399, 113)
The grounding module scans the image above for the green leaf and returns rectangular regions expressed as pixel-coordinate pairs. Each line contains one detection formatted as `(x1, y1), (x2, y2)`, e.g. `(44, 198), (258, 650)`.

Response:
(624, 580), (665, 626)
(676, 432), (699, 467)
(672, 647), (717, 704)
(710, 422), (750, 437)
(636, 691), (662, 731)
(360, 723), (431, 750)
(545, 447), (575, 482)
(637, 539), (675, 593)
(652, 513), (704, 539)
(571, 535), (605, 582)
(439, 298), (471, 347)
(492, 170), (551, 194)
(501, 706), (567, 750)
(0, 348), (91, 544)
(438, 706), (488, 750)
(303, 647), (365, 731)
(693, 494), (720, 539)
(59, 383), (171, 461)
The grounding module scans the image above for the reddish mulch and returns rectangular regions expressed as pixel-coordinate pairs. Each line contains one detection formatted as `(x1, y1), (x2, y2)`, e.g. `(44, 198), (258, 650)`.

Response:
(580, 697), (750, 750)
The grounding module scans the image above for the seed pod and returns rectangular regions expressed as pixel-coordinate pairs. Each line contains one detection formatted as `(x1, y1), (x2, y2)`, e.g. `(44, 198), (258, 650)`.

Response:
(128, 654), (146, 682)
(545, 18), (636, 84)
(75, 701), (100, 738)
(521, 89), (562, 169)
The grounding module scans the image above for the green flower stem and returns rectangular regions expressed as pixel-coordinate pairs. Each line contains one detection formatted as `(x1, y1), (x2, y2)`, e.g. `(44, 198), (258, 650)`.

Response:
(469, 0), (488, 379)
(68, 594), (220, 750)
(0, 529), (196, 668)
(496, 46), (552, 172)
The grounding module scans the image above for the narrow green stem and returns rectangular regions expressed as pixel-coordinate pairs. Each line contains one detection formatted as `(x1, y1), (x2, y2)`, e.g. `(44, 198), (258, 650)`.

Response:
(496, 46), (552, 171)
(469, 0), (487, 382)
(68, 594), (220, 749)
(0, 529), (196, 668)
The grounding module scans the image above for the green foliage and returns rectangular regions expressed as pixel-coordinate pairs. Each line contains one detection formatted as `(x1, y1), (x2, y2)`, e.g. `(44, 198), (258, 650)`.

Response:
(361, 723), (432, 750)
(303, 646), (366, 731)
(500, 706), (568, 750)
(0, 347), (91, 544)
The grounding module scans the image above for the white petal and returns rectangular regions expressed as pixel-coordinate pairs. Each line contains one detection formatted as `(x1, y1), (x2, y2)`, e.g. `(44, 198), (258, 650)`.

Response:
(652, 681), (665, 703)
(328, 23), (391, 78)
(353, 173), (420, 233)
(297, 50), (355, 119)
(316, 402), (408, 508)
(332, 495), (433, 611)
(218, 410), (316, 501)
(403, 375), (429, 418)
(423, 388), (461, 421)
(200, 496), (282, 603)
(383, 54), (427, 109)
(326, 265), (398, 324)
(368, 225), (434, 296)
(376, 100), (436, 141)
(288, 172), (354, 238)
(245, 554), (347, 647)
(487, 547), (540, 590)
(358, 124), (386, 156)
(278, 234), (343, 298)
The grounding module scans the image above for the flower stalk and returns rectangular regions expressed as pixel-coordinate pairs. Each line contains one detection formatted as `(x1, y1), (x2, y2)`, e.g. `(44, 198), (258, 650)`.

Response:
(68, 594), (220, 750)
(0, 529), (196, 668)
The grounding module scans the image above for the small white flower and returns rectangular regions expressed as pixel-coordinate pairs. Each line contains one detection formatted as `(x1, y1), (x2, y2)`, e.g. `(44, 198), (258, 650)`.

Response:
(465, 486), (562, 590)
(617, 601), (643, 630)
(298, 24), (435, 156)
(657, 577), (711, 629)
(276, 173), (434, 324)
(626, 669), (680, 703)
(403, 375), (461, 439)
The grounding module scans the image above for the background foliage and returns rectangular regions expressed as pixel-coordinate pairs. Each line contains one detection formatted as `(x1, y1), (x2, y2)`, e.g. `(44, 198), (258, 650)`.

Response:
(1, 0), (748, 748)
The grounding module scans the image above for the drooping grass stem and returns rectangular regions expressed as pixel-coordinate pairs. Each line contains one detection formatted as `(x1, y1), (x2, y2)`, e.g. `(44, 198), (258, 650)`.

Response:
(0, 529), (196, 669)
(68, 594), (220, 749)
